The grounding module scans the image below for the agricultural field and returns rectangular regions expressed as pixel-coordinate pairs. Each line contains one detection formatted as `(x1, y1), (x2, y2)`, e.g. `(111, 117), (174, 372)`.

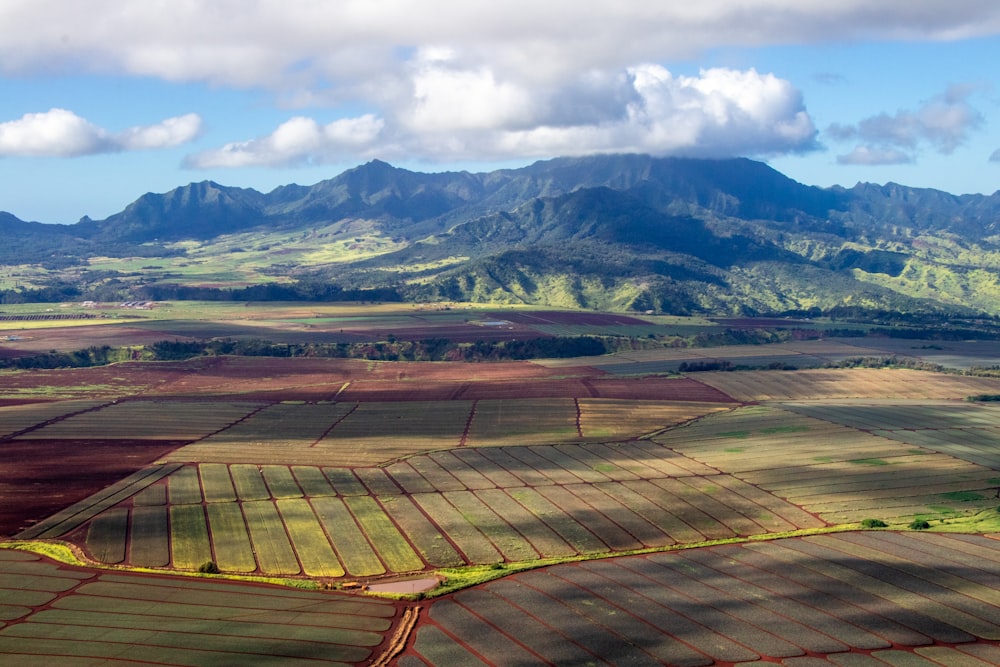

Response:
(697, 367), (1000, 401)
(0, 548), (404, 666)
(653, 405), (1000, 524)
(397, 531), (1000, 666)
(535, 338), (894, 374)
(34, 434), (825, 576)
(8, 304), (1000, 664)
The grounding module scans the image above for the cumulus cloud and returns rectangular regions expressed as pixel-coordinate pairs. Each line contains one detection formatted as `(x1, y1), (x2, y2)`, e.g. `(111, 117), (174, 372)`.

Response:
(187, 65), (816, 168)
(829, 86), (984, 165)
(0, 109), (201, 157)
(837, 146), (913, 166)
(3, 1), (995, 167)
(3, 2), (999, 89)
(186, 115), (383, 168)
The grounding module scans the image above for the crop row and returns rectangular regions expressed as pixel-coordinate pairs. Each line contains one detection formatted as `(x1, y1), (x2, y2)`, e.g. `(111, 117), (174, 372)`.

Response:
(0, 548), (398, 665)
(785, 401), (1000, 432)
(655, 406), (1000, 523)
(78, 456), (820, 575)
(161, 398), (726, 467)
(698, 368), (1000, 402)
(18, 400), (265, 440)
(0, 399), (107, 438)
(403, 531), (1000, 666)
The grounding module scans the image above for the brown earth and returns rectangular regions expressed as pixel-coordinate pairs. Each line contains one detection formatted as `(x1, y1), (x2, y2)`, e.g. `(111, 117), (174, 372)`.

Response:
(494, 310), (653, 326)
(0, 325), (195, 356)
(0, 439), (187, 537)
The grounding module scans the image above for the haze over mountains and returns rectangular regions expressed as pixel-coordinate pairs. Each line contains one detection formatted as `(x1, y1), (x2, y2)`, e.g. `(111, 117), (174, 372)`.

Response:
(4, 154), (1000, 315)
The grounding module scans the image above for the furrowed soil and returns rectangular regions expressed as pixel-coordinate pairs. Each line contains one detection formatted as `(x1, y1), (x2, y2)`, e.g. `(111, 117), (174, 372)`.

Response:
(0, 439), (185, 536)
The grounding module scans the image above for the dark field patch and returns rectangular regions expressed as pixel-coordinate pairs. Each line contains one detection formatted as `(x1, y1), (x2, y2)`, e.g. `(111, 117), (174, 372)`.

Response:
(0, 439), (185, 536)
(403, 532), (1000, 665)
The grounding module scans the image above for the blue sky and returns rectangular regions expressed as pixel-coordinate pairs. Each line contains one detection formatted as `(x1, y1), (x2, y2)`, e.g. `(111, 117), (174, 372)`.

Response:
(2, 1), (1000, 224)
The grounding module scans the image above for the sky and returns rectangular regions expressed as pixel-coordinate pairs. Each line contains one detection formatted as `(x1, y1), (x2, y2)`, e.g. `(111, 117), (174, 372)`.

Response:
(2, 1), (1000, 224)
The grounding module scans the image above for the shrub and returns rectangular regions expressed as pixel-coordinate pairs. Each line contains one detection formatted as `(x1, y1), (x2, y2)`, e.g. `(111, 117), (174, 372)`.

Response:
(908, 519), (931, 530)
(861, 518), (888, 528)
(198, 561), (221, 574)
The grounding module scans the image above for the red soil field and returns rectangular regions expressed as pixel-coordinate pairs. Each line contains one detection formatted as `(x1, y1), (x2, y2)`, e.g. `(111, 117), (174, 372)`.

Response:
(308, 375), (737, 402)
(329, 322), (549, 343)
(0, 439), (186, 537)
(711, 317), (816, 328)
(494, 310), (653, 326)
(586, 376), (738, 402)
(0, 324), (195, 356)
(139, 356), (594, 398)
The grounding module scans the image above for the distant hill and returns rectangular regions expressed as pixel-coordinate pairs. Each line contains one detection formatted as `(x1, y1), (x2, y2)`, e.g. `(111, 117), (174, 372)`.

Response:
(4, 154), (1000, 315)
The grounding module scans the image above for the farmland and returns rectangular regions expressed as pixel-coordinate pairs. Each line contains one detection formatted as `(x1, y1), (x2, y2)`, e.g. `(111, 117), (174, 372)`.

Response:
(400, 532), (1000, 665)
(7, 304), (1000, 664)
(0, 548), (404, 666)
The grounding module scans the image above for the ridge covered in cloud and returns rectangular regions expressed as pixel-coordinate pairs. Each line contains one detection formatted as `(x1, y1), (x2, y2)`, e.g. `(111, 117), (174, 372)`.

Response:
(0, 109), (201, 157)
(2, 1), (999, 169)
(187, 65), (817, 167)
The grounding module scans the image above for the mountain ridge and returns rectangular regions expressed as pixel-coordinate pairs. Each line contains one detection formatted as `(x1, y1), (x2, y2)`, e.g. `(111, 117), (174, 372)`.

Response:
(4, 154), (1000, 315)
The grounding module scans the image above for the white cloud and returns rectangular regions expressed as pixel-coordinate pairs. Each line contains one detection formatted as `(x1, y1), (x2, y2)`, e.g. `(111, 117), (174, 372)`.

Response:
(829, 86), (984, 165)
(186, 114), (383, 168)
(837, 146), (913, 166)
(2, 2), (998, 89)
(3, 1), (995, 167)
(186, 65), (816, 167)
(0, 109), (201, 157)
(119, 113), (202, 150)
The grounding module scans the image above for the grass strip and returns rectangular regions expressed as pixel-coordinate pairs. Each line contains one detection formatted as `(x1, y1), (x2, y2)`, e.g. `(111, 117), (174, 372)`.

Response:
(345, 496), (424, 574)
(169, 505), (212, 570)
(206, 503), (256, 573)
(276, 498), (344, 577)
(85, 507), (128, 565)
(311, 497), (385, 577)
(241, 501), (301, 575)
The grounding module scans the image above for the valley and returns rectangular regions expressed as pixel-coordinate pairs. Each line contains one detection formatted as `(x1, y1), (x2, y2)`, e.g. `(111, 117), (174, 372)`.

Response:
(5, 302), (1000, 664)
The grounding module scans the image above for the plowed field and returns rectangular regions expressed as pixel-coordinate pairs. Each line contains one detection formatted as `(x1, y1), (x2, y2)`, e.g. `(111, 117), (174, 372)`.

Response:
(401, 532), (1000, 666)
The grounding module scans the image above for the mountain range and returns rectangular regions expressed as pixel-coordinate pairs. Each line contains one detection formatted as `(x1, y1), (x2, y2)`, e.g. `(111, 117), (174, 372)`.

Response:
(4, 154), (1000, 315)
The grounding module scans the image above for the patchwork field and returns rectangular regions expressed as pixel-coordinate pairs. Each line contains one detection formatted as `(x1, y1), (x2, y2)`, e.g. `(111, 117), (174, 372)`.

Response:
(7, 308), (1000, 665)
(696, 367), (1000, 401)
(0, 548), (403, 666)
(398, 532), (1000, 666)
(28, 433), (823, 576)
(654, 405), (1000, 524)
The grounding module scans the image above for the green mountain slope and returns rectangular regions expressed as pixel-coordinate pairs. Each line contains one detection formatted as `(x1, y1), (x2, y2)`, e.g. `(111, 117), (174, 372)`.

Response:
(3, 154), (1000, 315)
